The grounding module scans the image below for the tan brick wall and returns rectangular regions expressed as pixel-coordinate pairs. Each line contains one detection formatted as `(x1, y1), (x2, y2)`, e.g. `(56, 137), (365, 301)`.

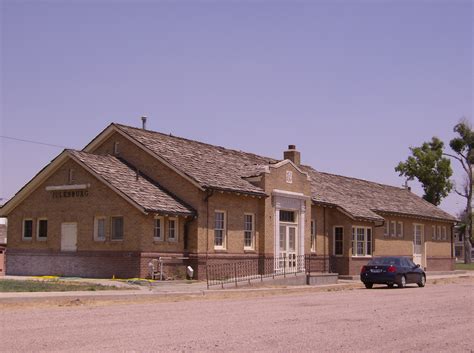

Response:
(7, 159), (187, 254)
(261, 162), (312, 256)
(204, 192), (263, 254)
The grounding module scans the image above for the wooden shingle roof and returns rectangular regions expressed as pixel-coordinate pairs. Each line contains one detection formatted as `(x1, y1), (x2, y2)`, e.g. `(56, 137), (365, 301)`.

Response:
(115, 124), (274, 196)
(302, 166), (457, 222)
(113, 124), (456, 223)
(70, 150), (195, 216)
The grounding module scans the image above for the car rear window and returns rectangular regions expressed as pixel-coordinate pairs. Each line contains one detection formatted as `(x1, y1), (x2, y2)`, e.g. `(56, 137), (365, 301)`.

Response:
(368, 257), (401, 266)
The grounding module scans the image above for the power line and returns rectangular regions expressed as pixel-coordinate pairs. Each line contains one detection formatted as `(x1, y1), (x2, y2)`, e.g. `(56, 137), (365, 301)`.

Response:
(0, 135), (70, 149)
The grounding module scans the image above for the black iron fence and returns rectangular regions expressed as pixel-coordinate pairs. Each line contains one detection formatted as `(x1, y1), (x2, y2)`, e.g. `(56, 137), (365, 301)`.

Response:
(206, 255), (311, 288)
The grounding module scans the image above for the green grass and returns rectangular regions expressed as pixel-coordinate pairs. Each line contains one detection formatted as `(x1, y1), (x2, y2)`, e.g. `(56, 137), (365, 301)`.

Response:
(455, 263), (474, 271)
(0, 279), (128, 292)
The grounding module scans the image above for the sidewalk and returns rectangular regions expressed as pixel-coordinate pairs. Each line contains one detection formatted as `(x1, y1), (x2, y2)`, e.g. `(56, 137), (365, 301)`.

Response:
(0, 271), (472, 303)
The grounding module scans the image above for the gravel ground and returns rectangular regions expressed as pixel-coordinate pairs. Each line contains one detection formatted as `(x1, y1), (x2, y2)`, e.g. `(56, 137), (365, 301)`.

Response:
(1, 277), (473, 353)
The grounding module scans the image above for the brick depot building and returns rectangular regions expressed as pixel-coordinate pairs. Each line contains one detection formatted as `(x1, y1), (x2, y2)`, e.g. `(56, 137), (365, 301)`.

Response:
(0, 123), (456, 279)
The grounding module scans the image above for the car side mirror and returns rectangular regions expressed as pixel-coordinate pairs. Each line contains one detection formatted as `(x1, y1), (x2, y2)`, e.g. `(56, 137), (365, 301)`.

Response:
(415, 264), (420, 268)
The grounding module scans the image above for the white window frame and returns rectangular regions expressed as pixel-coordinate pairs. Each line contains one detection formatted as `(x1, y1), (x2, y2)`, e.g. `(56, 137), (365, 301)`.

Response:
(153, 216), (164, 241)
(333, 226), (344, 256)
(384, 221), (389, 237)
(310, 219), (316, 253)
(397, 221), (404, 238)
(37, 218), (48, 241)
(94, 216), (106, 241)
(351, 226), (372, 257)
(437, 225), (442, 240)
(22, 218), (33, 241)
(390, 221), (396, 237)
(244, 213), (255, 250)
(432, 225), (436, 240)
(442, 226), (447, 241)
(167, 217), (178, 242)
(68, 168), (75, 184)
(214, 210), (226, 250)
(111, 216), (124, 241)
(114, 141), (119, 155)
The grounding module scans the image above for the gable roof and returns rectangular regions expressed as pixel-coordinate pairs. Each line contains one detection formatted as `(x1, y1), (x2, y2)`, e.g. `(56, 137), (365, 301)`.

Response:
(301, 167), (456, 222)
(0, 150), (194, 217)
(113, 124), (273, 196)
(110, 123), (455, 223)
(69, 151), (195, 216)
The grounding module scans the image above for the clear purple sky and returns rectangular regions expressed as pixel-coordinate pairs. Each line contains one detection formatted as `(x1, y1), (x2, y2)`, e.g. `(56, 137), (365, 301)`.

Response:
(1, 0), (472, 215)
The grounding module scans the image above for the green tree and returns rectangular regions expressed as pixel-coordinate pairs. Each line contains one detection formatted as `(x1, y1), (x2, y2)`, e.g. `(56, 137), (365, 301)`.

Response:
(444, 120), (473, 264)
(395, 137), (453, 206)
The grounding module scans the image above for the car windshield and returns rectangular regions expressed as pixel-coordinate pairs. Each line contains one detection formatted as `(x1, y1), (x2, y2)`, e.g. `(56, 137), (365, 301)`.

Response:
(368, 257), (401, 266)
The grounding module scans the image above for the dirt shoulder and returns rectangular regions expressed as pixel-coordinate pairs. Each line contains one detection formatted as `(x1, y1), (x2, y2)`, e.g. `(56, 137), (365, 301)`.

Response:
(1, 274), (471, 311)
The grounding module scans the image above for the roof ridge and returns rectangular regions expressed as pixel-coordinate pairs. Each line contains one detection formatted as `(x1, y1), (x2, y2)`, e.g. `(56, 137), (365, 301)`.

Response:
(113, 123), (277, 163)
(301, 164), (407, 191)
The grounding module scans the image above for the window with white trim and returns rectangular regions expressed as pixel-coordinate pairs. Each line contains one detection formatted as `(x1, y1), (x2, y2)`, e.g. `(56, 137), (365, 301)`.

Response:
(390, 221), (396, 237)
(396, 222), (403, 238)
(384, 221), (389, 237)
(334, 226), (343, 256)
(351, 227), (372, 257)
(68, 168), (75, 184)
(168, 218), (177, 242)
(154, 217), (163, 241)
(244, 214), (254, 250)
(442, 226), (447, 240)
(37, 219), (48, 240)
(94, 216), (106, 241)
(310, 220), (316, 253)
(111, 216), (124, 240)
(437, 225), (442, 240)
(114, 141), (119, 155)
(432, 225), (436, 240)
(214, 211), (226, 249)
(23, 219), (33, 240)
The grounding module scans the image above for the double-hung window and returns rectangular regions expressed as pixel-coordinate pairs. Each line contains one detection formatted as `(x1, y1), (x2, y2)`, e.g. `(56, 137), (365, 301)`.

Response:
(432, 225), (436, 240)
(168, 218), (177, 242)
(111, 216), (124, 240)
(94, 217), (106, 241)
(311, 220), (316, 253)
(334, 226), (344, 256)
(437, 226), (442, 240)
(390, 221), (396, 237)
(37, 219), (48, 240)
(214, 211), (226, 249)
(244, 214), (254, 250)
(154, 217), (163, 241)
(23, 219), (33, 240)
(396, 222), (403, 238)
(442, 226), (447, 240)
(351, 227), (372, 257)
(384, 221), (389, 237)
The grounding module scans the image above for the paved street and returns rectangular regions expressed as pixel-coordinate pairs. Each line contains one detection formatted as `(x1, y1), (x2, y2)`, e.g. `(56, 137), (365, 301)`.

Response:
(1, 278), (473, 352)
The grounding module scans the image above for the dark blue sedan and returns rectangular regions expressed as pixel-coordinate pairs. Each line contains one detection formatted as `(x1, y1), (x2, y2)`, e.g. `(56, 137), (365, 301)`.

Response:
(360, 256), (426, 289)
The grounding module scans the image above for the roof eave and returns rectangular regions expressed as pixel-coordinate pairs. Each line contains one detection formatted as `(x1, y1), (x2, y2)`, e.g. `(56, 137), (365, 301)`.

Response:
(374, 210), (458, 224)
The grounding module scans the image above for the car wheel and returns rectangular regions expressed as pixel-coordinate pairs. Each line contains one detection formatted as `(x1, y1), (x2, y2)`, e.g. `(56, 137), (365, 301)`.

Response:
(417, 274), (426, 287)
(364, 283), (373, 289)
(387, 283), (394, 288)
(398, 275), (406, 288)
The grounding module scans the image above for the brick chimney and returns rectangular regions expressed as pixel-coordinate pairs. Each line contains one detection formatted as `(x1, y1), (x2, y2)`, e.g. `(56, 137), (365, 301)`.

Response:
(284, 145), (301, 165)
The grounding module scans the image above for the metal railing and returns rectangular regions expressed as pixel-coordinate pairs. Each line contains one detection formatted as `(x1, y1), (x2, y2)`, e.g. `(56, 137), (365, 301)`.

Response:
(206, 255), (308, 288)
